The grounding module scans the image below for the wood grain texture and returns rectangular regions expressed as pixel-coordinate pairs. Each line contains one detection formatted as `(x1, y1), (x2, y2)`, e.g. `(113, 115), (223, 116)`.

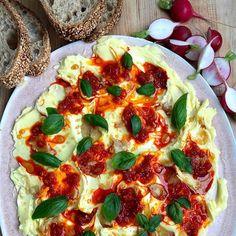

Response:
(0, 0), (235, 130)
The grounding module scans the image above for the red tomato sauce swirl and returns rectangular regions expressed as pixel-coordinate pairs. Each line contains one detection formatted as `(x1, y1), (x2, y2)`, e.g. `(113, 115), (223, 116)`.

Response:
(183, 140), (213, 178)
(39, 164), (80, 199)
(63, 208), (97, 226)
(16, 156), (47, 177)
(116, 187), (143, 226)
(91, 56), (130, 84)
(122, 104), (137, 133)
(118, 154), (155, 184)
(26, 122), (47, 153)
(72, 143), (111, 177)
(122, 104), (175, 145)
(154, 165), (209, 235)
(81, 71), (108, 95)
(183, 140), (214, 193)
(49, 208), (97, 236)
(182, 196), (208, 236)
(92, 188), (114, 204)
(137, 63), (168, 89)
(50, 223), (66, 236)
(49, 222), (84, 236)
(112, 89), (127, 103)
(58, 91), (84, 115)
(51, 78), (71, 88)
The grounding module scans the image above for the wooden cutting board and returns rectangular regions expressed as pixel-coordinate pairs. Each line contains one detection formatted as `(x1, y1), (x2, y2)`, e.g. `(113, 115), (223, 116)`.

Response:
(0, 2), (235, 235)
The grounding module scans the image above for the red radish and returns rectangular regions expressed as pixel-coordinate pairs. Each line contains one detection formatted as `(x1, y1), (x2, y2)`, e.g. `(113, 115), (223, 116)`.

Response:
(212, 84), (227, 97)
(185, 35), (207, 61)
(221, 86), (236, 114)
(148, 18), (179, 41)
(202, 51), (236, 86)
(170, 0), (207, 23)
(207, 27), (223, 52)
(202, 58), (231, 86)
(169, 39), (191, 56)
(188, 38), (215, 80)
(170, 26), (192, 41)
(197, 39), (215, 70)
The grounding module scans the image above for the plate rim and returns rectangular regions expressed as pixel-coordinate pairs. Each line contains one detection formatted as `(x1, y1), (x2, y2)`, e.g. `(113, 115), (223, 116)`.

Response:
(0, 35), (236, 236)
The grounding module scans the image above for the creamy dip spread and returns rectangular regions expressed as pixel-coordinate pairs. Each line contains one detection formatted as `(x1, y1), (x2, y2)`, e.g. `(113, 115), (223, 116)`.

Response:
(11, 37), (228, 236)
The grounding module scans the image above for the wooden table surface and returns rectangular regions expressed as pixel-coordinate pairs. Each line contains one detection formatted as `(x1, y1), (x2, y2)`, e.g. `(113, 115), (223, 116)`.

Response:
(0, 0), (235, 138)
(0, 2), (235, 235)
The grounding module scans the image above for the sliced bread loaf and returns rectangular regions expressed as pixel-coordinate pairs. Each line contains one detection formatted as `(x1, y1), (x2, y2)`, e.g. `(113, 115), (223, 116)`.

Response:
(0, 0), (31, 88)
(86, 0), (123, 42)
(9, 0), (51, 76)
(39, 0), (106, 41)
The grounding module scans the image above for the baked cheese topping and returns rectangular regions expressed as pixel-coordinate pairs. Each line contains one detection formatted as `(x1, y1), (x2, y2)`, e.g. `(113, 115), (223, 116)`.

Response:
(11, 37), (228, 236)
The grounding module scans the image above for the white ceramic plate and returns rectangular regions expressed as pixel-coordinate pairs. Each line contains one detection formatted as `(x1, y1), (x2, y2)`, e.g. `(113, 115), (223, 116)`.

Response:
(0, 36), (236, 236)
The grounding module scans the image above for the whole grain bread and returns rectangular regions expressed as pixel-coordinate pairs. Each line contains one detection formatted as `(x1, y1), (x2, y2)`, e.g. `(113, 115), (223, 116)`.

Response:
(0, 0), (31, 89)
(39, 0), (106, 41)
(86, 0), (123, 42)
(9, 0), (51, 76)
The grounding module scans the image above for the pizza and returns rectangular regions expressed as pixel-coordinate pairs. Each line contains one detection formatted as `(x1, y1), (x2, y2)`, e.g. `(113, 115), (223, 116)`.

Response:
(11, 37), (228, 236)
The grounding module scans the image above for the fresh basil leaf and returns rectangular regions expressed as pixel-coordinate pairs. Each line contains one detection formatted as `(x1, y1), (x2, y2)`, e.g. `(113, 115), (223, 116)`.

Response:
(83, 230), (95, 236)
(101, 193), (121, 222)
(148, 214), (162, 232)
(138, 231), (148, 236)
(136, 83), (155, 96)
(122, 52), (133, 69)
(171, 93), (188, 131)
(81, 79), (93, 97)
(136, 213), (149, 230)
(41, 114), (64, 135)
(107, 86), (122, 97)
(46, 107), (58, 115)
(111, 151), (137, 170)
(32, 196), (68, 219)
(131, 115), (141, 136)
(84, 114), (108, 131)
(159, 0), (173, 10)
(77, 137), (93, 155)
(166, 202), (183, 224)
(176, 197), (191, 209)
(32, 152), (61, 168)
(171, 149), (193, 174)
(132, 30), (149, 39)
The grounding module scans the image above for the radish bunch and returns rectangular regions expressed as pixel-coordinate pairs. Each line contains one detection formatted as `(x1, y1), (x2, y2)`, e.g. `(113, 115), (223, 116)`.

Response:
(159, 0), (235, 27)
(202, 51), (236, 114)
(132, 16), (236, 114)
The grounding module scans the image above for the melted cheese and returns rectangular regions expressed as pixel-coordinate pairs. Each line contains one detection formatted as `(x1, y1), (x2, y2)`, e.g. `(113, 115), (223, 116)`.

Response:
(11, 166), (42, 236)
(36, 84), (66, 115)
(58, 55), (100, 86)
(12, 107), (42, 160)
(99, 226), (138, 236)
(129, 45), (164, 71)
(93, 37), (128, 61)
(207, 179), (228, 220)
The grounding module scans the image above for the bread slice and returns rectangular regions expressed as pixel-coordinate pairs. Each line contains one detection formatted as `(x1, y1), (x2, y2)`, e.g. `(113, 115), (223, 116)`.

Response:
(0, 0), (31, 89)
(86, 0), (123, 42)
(39, 0), (106, 41)
(9, 0), (51, 76)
